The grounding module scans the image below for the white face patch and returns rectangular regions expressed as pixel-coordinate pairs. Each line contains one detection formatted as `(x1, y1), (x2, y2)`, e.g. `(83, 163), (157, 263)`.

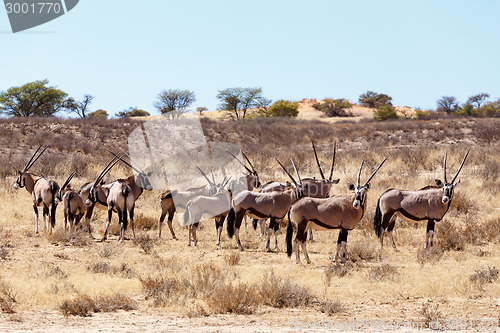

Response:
(353, 187), (365, 208)
(442, 184), (453, 203)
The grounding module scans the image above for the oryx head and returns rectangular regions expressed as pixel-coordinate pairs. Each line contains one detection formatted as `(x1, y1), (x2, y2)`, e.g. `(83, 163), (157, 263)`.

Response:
(349, 158), (387, 209)
(56, 172), (76, 204)
(196, 166), (231, 196)
(228, 150), (261, 189)
(14, 144), (51, 189)
(86, 154), (122, 206)
(108, 149), (154, 191)
(440, 150), (469, 204)
(276, 157), (306, 199)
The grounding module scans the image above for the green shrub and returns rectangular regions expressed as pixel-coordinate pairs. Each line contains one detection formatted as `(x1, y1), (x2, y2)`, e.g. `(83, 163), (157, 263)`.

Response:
(312, 98), (353, 117)
(88, 109), (108, 120)
(358, 91), (392, 108)
(374, 105), (398, 121)
(267, 100), (299, 117)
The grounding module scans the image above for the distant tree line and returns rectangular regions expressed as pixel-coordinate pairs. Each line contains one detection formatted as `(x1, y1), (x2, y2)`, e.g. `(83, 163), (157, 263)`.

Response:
(0, 80), (498, 121)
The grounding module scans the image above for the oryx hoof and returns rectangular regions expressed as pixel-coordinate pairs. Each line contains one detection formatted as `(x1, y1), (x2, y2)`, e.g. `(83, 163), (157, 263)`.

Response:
(275, 247), (280, 253)
(266, 247), (273, 253)
(172, 236), (178, 240)
(98, 238), (107, 243)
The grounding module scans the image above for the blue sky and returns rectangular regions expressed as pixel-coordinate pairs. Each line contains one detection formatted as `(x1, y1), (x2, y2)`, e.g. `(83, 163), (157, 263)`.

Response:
(1, 0), (499, 116)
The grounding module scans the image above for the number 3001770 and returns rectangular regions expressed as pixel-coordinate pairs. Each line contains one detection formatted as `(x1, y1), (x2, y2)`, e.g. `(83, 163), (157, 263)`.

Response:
(5, 2), (62, 14)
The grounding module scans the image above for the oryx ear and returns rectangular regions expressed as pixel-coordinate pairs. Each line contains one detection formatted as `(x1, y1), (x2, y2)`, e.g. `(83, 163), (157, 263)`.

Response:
(348, 183), (355, 191)
(331, 178), (340, 184)
(100, 180), (105, 186)
(365, 183), (371, 190)
(435, 179), (442, 186)
(453, 179), (461, 187)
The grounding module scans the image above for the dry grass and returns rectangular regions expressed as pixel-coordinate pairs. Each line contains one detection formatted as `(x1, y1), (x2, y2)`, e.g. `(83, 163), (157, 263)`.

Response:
(60, 293), (136, 317)
(368, 264), (399, 282)
(257, 270), (315, 308)
(420, 301), (441, 328)
(46, 228), (92, 247)
(0, 279), (17, 314)
(224, 251), (241, 266)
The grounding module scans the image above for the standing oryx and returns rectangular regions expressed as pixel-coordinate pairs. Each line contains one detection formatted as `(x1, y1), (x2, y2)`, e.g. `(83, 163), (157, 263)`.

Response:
(14, 144), (60, 233)
(79, 150), (153, 237)
(373, 150), (469, 250)
(85, 154), (135, 242)
(227, 158), (305, 251)
(287, 158), (387, 264)
(55, 172), (86, 230)
(182, 170), (232, 246)
(255, 142), (339, 252)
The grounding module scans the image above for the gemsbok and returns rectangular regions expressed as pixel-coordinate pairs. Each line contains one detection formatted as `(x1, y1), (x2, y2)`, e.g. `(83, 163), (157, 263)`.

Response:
(373, 150), (470, 250)
(255, 142), (339, 251)
(55, 172), (85, 230)
(182, 171), (232, 246)
(85, 154), (136, 242)
(227, 158), (305, 251)
(14, 144), (60, 233)
(287, 158), (387, 264)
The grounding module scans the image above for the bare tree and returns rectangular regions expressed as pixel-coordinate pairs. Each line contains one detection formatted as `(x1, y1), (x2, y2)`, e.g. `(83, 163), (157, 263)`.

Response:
(154, 89), (196, 119)
(437, 96), (459, 113)
(67, 94), (94, 118)
(467, 93), (490, 109)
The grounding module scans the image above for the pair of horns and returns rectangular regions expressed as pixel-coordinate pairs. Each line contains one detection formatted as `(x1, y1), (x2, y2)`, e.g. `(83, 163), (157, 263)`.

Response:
(93, 154), (123, 187)
(312, 141), (336, 181)
(275, 158), (302, 189)
(196, 166), (231, 188)
(22, 144), (51, 173)
(227, 151), (257, 174)
(443, 150), (470, 185)
(107, 149), (147, 175)
(356, 158), (387, 188)
(61, 172), (76, 192)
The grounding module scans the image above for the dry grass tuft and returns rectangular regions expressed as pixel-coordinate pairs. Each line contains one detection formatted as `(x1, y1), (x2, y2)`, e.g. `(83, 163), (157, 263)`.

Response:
(368, 264), (399, 282)
(87, 262), (136, 279)
(206, 283), (258, 314)
(348, 241), (378, 262)
(46, 228), (91, 247)
(469, 266), (499, 288)
(98, 244), (114, 258)
(416, 247), (445, 266)
(420, 301), (441, 328)
(0, 280), (17, 314)
(60, 293), (136, 317)
(94, 293), (137, 312)
(133, 213), (157, 230)
(134, 234), (155, 254)
(257, 270), (315, 308)
(317, 299), (343, 316)
(224, 251), (241, 266)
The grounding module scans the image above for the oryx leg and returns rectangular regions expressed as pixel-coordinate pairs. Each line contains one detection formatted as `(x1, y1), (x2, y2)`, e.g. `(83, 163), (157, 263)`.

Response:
(266, 218), (277, 252)
(215, 216), (225, 246)
(379, 212), (396, 251)
(259, 219), (266, 238)
(335, 228), (349, 264)
(99, 206), (113, 242)
(234, 211), (245, 251)
(387, 219), (398, 252)
(33, 203), (39, 234)
(159, 206), (177, 239)
(274, 219), (280, 252)
(308, 227), (314, 242)
(129, 205), (135, 239)
(425, 219), (435, 249)
(192, 223), (198, 246)
(84, 205), (94, 238)
(43, 205), (50, 233)
(117, 207), (125, 243)
(295, 222), (309, 264)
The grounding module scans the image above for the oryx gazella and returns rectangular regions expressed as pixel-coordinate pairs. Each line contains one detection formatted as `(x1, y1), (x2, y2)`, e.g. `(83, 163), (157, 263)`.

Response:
(373, 150), (470, 250)
(227, 158), (305, 251)
(55, 172), (85, 230)
(255, 142), (339, 251)
(252, 180), (293, 236)
(182, 171), (232, 246)
(79, 151), (153, 237)
(14, 144), (60, 233)
(225, 151), (261, 194)
(287, 158), (387, 264)
(85, 155), (135, 242)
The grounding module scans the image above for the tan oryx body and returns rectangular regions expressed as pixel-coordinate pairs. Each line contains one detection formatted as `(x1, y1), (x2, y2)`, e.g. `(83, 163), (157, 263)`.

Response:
(14, 145), (60, 233)
(256, 142), (339, 251)
(227, 158), (304, 251)
(55, 172), (85, 230)
(374, 150), (469, 250)
(287, 158), (386, 264)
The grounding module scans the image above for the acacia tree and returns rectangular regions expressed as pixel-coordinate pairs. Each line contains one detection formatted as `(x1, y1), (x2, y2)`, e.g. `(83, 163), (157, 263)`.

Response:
(467, 93), (490, 109)
(312, 98), (353, 117)
(154, 89), (196, 118)
(196, 107), (208, 115)
(216, 87), (265, 119)
(117, 107), (150, 117)
(437, 96), (459, 113)
(358, 91), (392, 108)
(66, 94), (94, 118)
(0, 79), (69, 117)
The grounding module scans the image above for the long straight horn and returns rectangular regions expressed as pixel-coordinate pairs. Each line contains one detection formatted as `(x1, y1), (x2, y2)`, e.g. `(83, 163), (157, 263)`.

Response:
(22, 145), (42, 172)
(443, 151), (448, 184)
(94, 154), (122, 186)
(108, 149), (142, 175)
(119, 147), (147, 175)
(356, 159), (364, 187)
(329, 142), (336, 181)
(363, 158), (387, 186)
(61, 172), (76, 191)
(241, 152), (256, 173)
(25, 144), (51, 172)
(450, 150), (470, 184)
(311, 141), (325, 180)
(196, 167), (213, 185)
(290, 158), (302, 186)
(227, 151), (252, 173)
(275, 158), (298, 187)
